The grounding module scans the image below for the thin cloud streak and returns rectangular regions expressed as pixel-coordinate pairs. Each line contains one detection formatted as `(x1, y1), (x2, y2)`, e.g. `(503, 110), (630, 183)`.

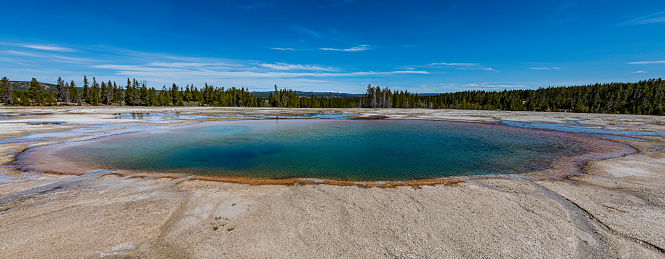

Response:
(147, 62), (245, 69)
(530, 67), (561, 70)
(93, 62), (429, 79)
(259, 63), (338, 71)
(290, 26), (324, 39)
(428, 62), (496, 72)
(271, 47), (295, 51)
(0, 57), (33, 66)
(632, 70), (648, 73)
(320, 45), (370, 52)
(457, 67), (498, 72)
(23, 44), (75, 52)
(620, 11), (665, 25)
(4, 50), (97, 64)
(627, 60), (665, 65)
(429, 62), (479, 66)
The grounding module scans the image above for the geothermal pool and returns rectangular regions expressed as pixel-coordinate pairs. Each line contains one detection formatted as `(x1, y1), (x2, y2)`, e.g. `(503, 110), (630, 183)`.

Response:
(18, 119), (630, 182)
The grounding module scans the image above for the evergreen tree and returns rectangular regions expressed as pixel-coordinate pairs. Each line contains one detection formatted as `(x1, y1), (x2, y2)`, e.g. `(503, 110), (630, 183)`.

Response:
(28, 78), (43, 105)
(0, 77), (11, 104)
(82, 75), (89, 104)
(90, 77), (100, 105)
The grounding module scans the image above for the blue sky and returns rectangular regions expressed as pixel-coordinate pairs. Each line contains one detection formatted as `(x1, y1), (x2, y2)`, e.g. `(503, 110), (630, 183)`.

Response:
(1, 0), (664, 93)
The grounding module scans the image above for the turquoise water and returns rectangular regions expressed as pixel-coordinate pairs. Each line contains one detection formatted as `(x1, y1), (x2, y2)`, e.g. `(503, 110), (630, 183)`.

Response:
(32, 120), (597, 181)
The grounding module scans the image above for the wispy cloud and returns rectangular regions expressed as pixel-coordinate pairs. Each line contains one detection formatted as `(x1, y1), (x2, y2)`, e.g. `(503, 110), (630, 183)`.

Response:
(290, 26), (324, 39)
(429, 62), (496, 72)
(93, 62), (428, 79)
(456, 67), (498, 72)
(351, 70), (429, 75)
(332, 0), (359, 7)
(91, 50), (428, 81)
(271, 47), (295, 51)
(4, 50), (96, 64)
(626, 60), (665, 65)
(235, 2), (269, 10)
(2, 43), (428, 92)
(429, 62), (479, 66)
(632, 70), (648, 73)
(259, 63), (338, 71)
(0, 57), (33, 66)
(147, 62), (245, 69)
(23, 44), (75, 52)
(530, 67), (561, 70)
(620, 11), (665, 25)
(319, 45), (370, 52)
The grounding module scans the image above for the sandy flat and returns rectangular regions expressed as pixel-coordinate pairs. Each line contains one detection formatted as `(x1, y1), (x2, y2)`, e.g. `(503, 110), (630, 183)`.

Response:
(0, 106), (664, 258)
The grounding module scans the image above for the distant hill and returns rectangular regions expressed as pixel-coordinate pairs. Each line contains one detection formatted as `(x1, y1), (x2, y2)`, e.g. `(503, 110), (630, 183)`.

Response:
(9, 80), (56, 91)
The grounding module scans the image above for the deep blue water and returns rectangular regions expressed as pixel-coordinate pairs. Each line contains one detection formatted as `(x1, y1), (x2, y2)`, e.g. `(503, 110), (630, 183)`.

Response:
(39, 120), (596, 181)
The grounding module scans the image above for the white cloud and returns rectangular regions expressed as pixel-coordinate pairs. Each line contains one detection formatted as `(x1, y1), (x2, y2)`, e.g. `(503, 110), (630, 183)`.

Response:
(626, 60), (665, 65)
(23, 44), (75, 52)
(530, 66), (561, 70)
(271, 47), (295, 51)
(429, 62), (479, 66)
(350, 70), (429, 75)
(4, 50), (96, 64)
(93, 62), (428, 79)
(147, 62), (245, 69)
(259, 63), (338, 71)
(332, 0), (358, 6)
(457, 67), (498, 72)
(632, 70), (648, 73)
(320, 45), (370, 52)
(0, 57), (33, 66)
(290, 26), (324, 39)
(2, 43), (429, 92)
(429, 62), (496, 72)
(620, 11), (665, 25)
(235, 2), (269, 10)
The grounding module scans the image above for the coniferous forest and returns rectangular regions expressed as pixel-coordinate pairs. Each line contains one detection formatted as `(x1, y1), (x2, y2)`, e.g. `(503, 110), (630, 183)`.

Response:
(0, 75), (664, 115)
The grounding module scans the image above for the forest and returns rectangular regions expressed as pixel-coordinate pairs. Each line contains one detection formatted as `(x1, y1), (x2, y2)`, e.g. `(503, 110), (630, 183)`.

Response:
(0, 75), (663, 115)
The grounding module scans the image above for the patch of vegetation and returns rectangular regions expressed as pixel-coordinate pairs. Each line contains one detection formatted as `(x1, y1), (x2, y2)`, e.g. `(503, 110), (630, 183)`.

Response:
(2, 75), (664, 115)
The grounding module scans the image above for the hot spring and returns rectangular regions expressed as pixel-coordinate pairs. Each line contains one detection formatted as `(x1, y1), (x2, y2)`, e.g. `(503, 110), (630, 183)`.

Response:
(17, 119), (632, 183)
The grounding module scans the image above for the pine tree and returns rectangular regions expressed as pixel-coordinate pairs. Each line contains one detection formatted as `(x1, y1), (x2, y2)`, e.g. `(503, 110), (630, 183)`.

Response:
(82, 75), (89, 104)
(28, 78), (43, 105)
(90, 77), (100, 105)
(0, 77), (11, 104)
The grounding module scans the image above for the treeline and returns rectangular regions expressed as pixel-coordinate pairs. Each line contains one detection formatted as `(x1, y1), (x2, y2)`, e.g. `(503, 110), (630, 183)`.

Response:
(0, 75), (362, 108)
(360, 79), (665, 115)
(0, 75), (663, 115)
